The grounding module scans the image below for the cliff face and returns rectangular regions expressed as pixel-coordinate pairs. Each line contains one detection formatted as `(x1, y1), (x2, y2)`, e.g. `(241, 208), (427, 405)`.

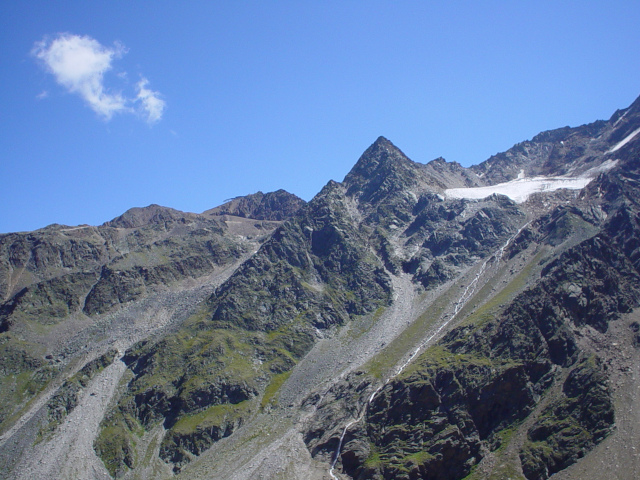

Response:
(1, 96), (640, 480)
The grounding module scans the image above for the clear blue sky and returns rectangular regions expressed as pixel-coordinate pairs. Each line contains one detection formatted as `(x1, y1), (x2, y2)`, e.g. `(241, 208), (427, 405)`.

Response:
(1, 1), (639, 233)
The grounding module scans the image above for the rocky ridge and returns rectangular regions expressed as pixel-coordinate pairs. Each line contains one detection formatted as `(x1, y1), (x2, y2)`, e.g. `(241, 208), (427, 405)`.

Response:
(1, 95), (640, 480)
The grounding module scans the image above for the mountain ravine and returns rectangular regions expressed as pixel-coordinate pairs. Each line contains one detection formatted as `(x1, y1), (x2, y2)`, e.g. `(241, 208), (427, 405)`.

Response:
(2, 95), (640, 480)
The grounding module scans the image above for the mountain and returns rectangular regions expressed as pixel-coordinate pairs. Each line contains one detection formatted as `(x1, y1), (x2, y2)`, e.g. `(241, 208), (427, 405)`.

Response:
(1, 95), (640, 480)
(203, 189), (307, 221)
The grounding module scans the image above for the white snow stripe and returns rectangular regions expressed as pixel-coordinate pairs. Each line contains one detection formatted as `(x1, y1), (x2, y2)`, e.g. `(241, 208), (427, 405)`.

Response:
(445, 176), (592, 203)
(609, 126), (640, 153)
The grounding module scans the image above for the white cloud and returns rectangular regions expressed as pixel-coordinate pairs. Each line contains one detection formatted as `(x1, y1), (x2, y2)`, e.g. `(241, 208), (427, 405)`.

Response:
(136, 78), (166, 124)
(33, 33), (165, 124)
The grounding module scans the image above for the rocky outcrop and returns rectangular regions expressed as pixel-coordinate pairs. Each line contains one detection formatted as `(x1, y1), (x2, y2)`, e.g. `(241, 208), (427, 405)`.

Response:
(320, 240), (634, 479)
(0, 192), (300, 326)
(0, 334), (56, 426)
(402, 194), (523, 289)
(0, 191), (297, 470)
(83, 248), (244, 315)
(92, 105), (640, 476)
(520, 355), (613, 480)
(158, 399), (249, 472)
(0, 226), (112, 302)
(40, 349), (118, 437)
(102, 204), (201, 229)
(342, 137), (526, 293)
(203, 189), (306, 221)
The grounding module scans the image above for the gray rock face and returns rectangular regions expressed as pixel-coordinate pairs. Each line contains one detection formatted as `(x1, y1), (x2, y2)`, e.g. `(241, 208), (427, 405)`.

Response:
(203, 190), (306, 221)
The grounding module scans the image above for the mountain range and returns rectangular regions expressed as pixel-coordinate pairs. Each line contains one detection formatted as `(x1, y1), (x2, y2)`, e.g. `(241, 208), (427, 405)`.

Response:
(1, 94), (640, 480)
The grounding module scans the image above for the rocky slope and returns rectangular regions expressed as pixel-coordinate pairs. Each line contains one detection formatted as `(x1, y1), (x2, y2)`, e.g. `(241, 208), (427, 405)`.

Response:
(305, 97), (640, 480)
(0, 192), (303, 477)
(1, 95), (640, 480)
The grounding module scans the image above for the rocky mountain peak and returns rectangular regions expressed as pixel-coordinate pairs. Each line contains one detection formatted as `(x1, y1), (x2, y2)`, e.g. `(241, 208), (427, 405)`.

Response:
(342, 136), (425, 205)
(102, 204), (195, 229)
(203, 189), (306, 221)
(344, 136), (413, 185)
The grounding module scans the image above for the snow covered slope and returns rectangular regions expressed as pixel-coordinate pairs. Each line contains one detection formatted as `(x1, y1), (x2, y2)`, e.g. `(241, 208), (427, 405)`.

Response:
(445, 175), (591, 203)
(445, 160), (618, 203)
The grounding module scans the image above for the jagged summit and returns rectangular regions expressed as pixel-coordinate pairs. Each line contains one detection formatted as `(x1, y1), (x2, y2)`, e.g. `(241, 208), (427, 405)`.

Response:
(344, 136), (413, 185)
(606, 94), (640, 152)
(340, 136), (428, 211)
(102, 190), (305, 230)
(469, 94), (640, 185)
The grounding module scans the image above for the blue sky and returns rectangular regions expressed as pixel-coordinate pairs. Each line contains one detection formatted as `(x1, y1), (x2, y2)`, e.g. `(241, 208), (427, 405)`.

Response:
(1, 1), (639, 233)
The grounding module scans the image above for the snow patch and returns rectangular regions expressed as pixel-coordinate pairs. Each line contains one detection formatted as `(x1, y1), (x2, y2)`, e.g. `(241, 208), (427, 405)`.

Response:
(613, 110), (628, 127)
(445, 176), (592, 203)
(609, 126), (640, 153)
(444, 157), (621, 204)
(582, 159), (618, 177)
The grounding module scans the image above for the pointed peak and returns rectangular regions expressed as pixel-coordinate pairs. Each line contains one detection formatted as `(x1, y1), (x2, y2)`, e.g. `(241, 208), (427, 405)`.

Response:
(371, 135), (393, 148)
(427, 156), (447, 164)
(342, 137), (424, 204)
(608, 93), (640, 127)
(364, 136), (407, 158)
(344, 137), (412, 183)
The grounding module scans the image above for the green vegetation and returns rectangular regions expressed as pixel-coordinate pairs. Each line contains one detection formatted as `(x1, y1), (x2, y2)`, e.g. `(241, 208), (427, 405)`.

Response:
(0, 333), (57, 434)
(170, 400), (253, 434)
(93, 181), (396, 473)
(457, 249), (547, 330)
(365, 286), (454, 379)
(520, 355), (613, 479)
(366, 247), (546, 381)
(352, 246), (581, 480)
(463, 426), (525, 480)
(400, 344), (516, 380)
(261, 371), (292, 410)
(94, 422), (138, 477)
(402, 450), (436, 467)
(363, 445), (382, 469)
(95, 306), (316, 474)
